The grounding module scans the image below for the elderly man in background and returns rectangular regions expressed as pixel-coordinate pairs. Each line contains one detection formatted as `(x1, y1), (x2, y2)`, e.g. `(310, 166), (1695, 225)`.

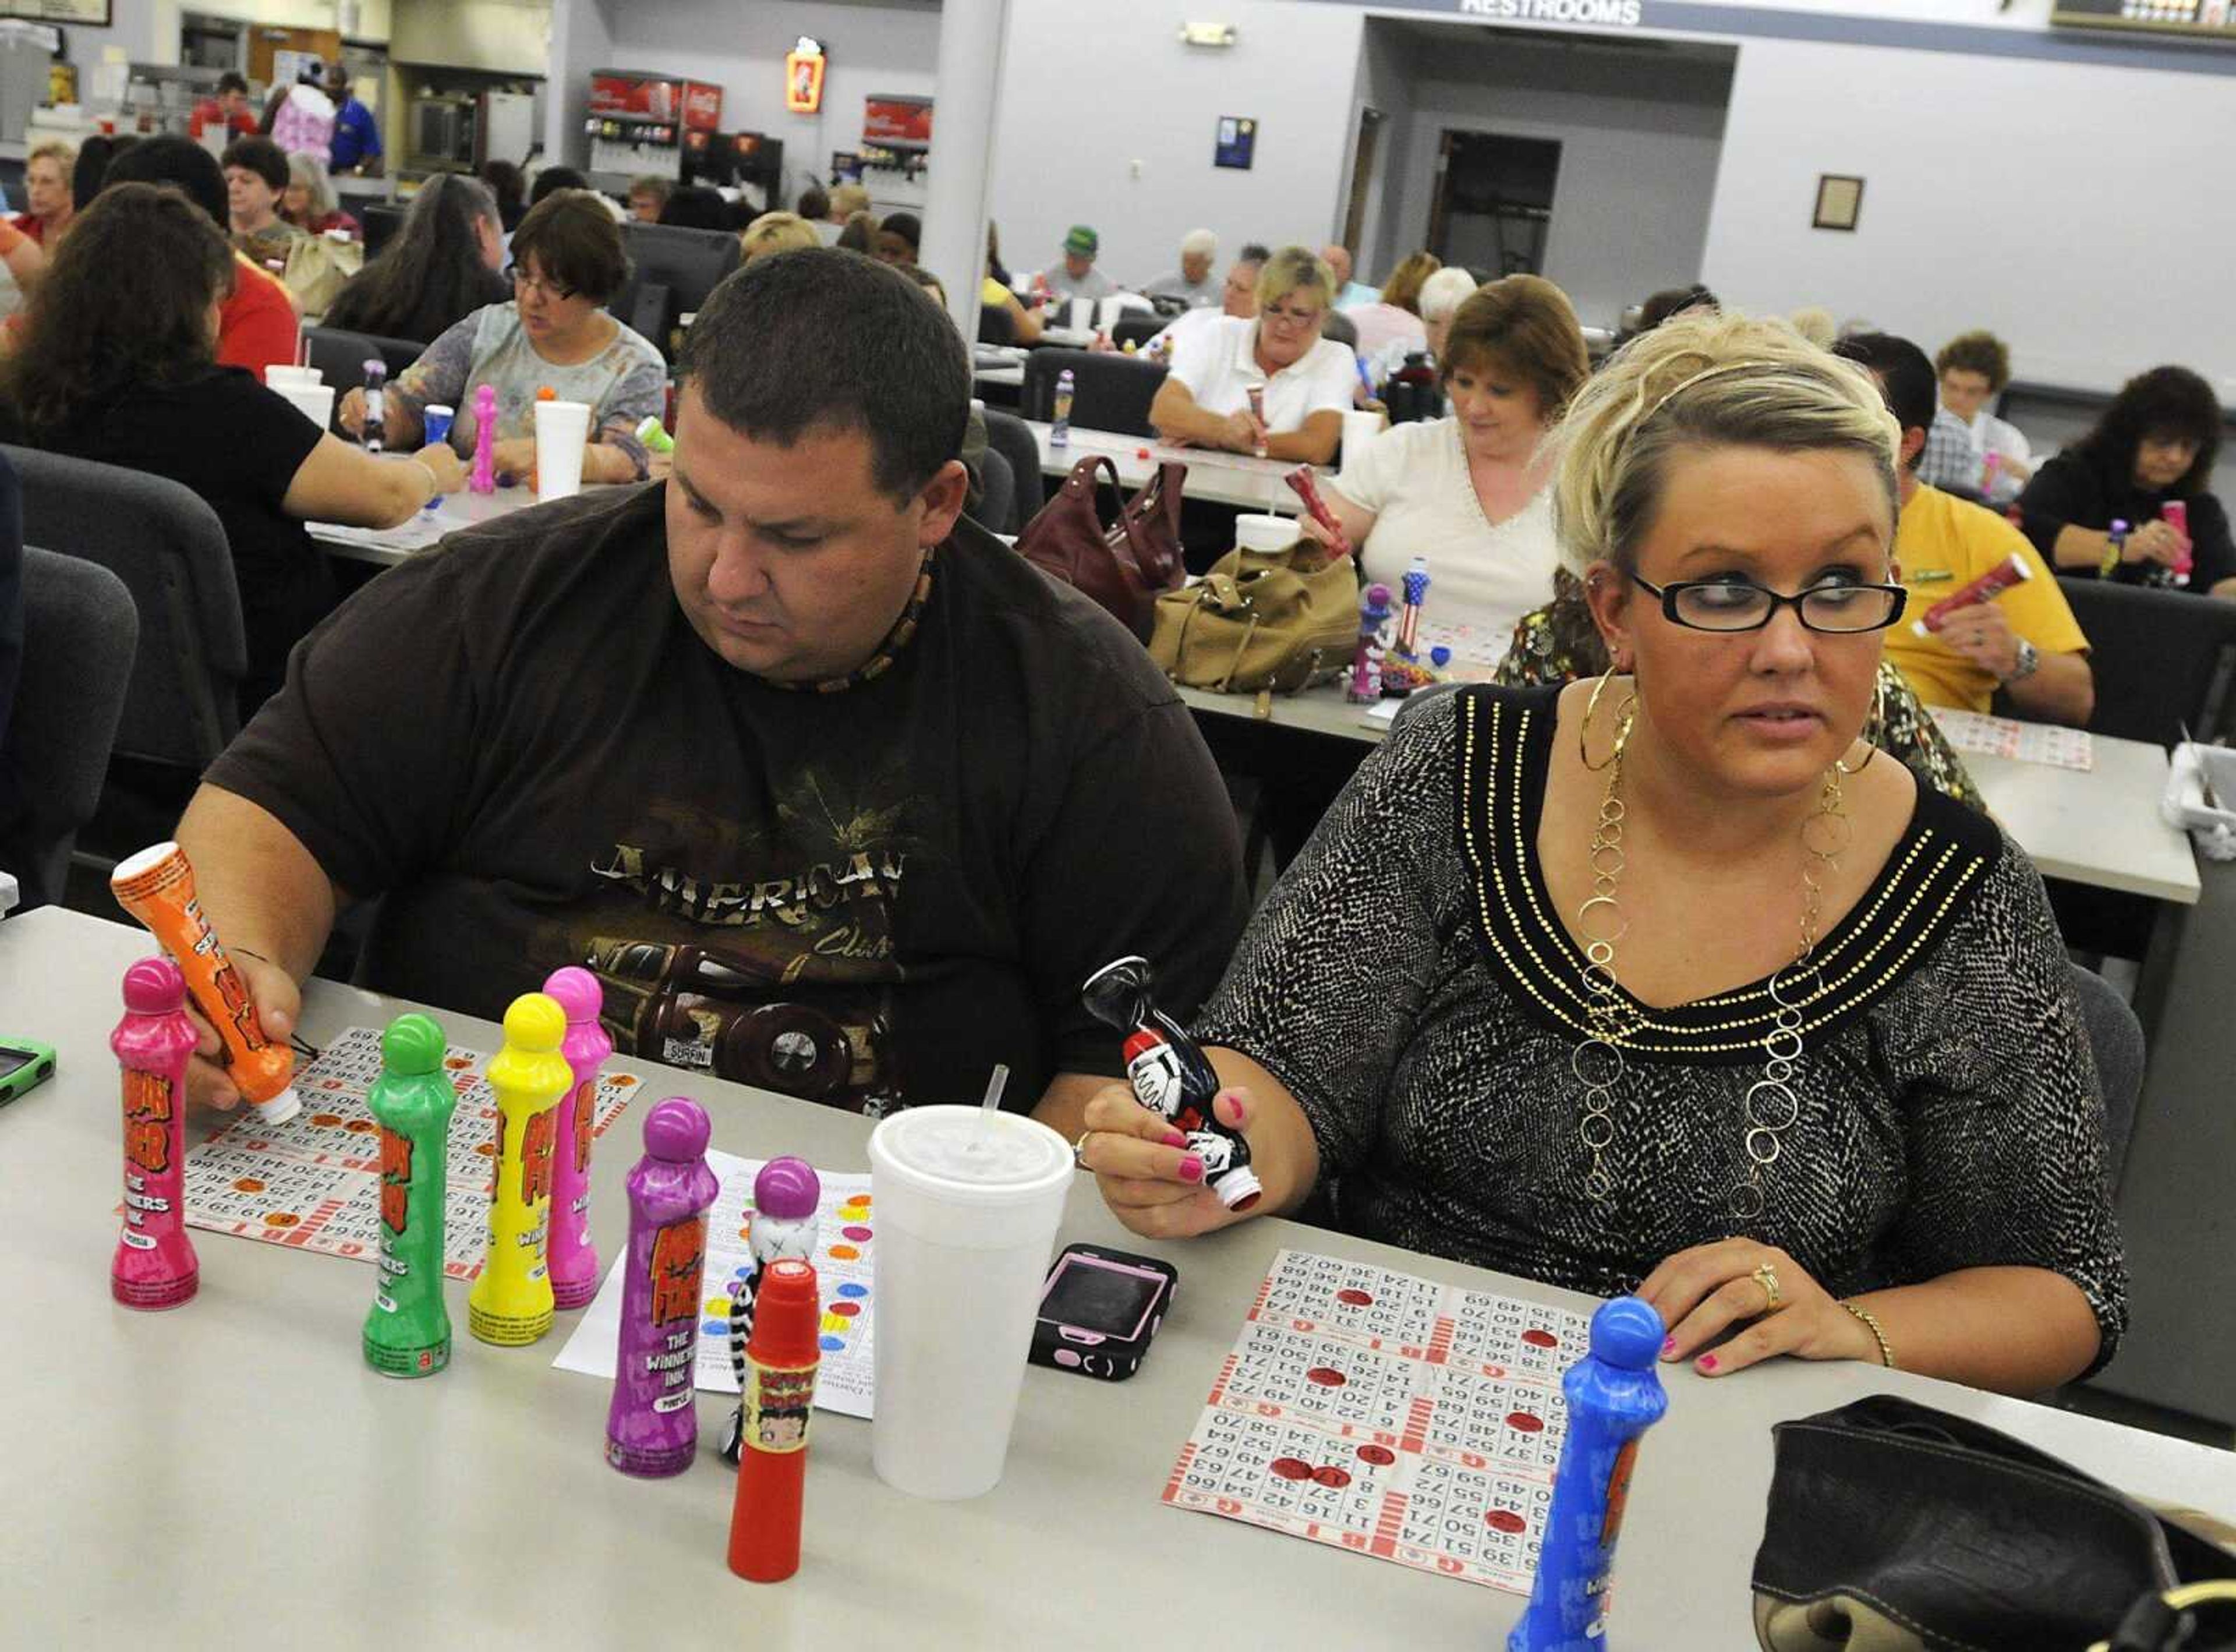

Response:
(1137, 243), (1266, 360)
(1322, 243), (1377, 308)
(1145, 228), (1219, 307)
(1038, 224), (1117, 307)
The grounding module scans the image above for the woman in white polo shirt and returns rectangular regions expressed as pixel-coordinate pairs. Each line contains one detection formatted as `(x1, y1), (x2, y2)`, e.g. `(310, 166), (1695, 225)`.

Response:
(1148, 245), (1356, 465)
(1301, 275), (1588, 663)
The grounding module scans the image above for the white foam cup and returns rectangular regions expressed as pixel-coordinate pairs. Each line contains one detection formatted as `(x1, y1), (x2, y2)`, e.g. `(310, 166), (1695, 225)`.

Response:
(1341, 408), (1387, 476)
(276, 384), (335, 431)
(1234, 513), (1300, 556)
(265, 365), (323, 391)
(869, 1106), (1074, 1500)
(533, 399), (592, 501)
(1069, 296), (1095, 332)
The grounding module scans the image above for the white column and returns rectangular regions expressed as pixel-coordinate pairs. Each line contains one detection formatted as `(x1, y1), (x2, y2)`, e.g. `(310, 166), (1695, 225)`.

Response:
(918, 0), (1012, 345)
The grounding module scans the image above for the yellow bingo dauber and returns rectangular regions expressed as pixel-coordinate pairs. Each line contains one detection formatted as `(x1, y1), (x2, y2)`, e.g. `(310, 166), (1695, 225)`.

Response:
(466, 993), (574, 1347)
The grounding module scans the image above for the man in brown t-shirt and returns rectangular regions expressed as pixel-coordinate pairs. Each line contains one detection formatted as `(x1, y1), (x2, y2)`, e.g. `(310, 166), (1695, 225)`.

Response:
(175, 249), (1247, 1127)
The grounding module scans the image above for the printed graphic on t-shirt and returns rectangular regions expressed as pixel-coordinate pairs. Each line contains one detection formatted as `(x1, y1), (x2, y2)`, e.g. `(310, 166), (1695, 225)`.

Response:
(575, 765), (915, 1117)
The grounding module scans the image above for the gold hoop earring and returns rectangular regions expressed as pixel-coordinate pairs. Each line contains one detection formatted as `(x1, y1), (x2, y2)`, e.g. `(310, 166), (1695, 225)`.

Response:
(1579, 665), (1637, 772)
(1834, 673), (1884, 776)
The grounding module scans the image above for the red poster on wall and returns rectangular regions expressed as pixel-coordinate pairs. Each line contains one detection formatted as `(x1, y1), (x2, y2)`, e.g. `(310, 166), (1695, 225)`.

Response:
(863, 94), (932, 147)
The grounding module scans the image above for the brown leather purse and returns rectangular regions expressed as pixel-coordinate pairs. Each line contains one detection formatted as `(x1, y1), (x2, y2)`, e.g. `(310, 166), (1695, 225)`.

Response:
(1015, 453), (1187, 641)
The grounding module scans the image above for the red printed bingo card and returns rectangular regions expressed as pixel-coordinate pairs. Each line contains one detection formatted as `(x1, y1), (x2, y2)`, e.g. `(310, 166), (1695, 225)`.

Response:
(179, 1026), (638, 1278)
(1163, 1248), (1591, 1593)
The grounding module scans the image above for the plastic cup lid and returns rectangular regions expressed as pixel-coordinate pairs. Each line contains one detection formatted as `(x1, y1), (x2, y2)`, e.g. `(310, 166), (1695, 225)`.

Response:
(870, 1106), (1071, 1204)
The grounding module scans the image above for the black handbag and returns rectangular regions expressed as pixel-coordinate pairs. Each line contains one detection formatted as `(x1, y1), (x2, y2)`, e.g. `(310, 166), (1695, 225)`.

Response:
(1752, 1396), (2236, 1652)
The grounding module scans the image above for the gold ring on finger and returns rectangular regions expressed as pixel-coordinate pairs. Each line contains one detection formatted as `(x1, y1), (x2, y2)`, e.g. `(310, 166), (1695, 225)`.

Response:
(1753, 1261), (1785, 1313)
(1072, 1130), (1094, 1170)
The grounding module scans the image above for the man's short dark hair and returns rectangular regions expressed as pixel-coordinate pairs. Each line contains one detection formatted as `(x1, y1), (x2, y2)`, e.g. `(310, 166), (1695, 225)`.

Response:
(1237, 242), (1271, 266)
(1834, 332), (1937, 469)
(510, 189), (629, 304)
(216, 70), (249, 98)
(528, 165), (588, 206)
(879, 211), (921, 258)
(681, 247), (968, 503)
(657, 186), (728, 232)
(797, 184), (829, 221)
(221, 135), (288, 192)
(102, 135), (224, 227)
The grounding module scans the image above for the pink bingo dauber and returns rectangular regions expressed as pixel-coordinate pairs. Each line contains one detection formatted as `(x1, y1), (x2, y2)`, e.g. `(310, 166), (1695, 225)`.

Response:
(544, 966), (613, 1311)
(1286, 466), (1350, 558)
(470, 384), (498, 494)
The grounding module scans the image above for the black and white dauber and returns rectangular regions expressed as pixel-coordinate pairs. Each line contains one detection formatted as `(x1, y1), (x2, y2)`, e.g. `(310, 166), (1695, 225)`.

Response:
(1081, 956), (1261, 1211)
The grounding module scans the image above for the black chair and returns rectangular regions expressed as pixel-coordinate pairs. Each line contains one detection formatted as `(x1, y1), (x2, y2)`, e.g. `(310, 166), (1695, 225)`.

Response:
(360, 201), (407, 259)
(6, 445), (245, 860)
(1112, 312), (1166, 353)
(969, 448), (1014, 542)
(2064, 961), (2145, 1190)
(613, 222), (741, 360)
(1020, 349), (1166, 437)
(982, 410), (1043, 536)
(303, 324), (427, 411)
(1, 547), (137, 908)
(2051, 576), (2236, 748)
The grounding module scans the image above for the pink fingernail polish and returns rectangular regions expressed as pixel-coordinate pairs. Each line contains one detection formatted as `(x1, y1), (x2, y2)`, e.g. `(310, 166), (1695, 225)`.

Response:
(1696, 1353), (1719, 1373)
(1178, 1155), (1205, 1183)
(1661, 1335), (1677, 1358)
(1164, 1129), (1188, 1148)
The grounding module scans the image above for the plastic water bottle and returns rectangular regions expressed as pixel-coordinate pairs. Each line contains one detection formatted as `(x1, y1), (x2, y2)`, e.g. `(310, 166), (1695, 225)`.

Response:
(1051, 369), (1075, 448)
(361, 359), (387, 455)
(1509, 1296), (1669, 1651)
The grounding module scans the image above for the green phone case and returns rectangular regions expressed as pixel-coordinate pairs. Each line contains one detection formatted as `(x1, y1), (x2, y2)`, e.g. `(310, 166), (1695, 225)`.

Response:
(0, 1039), (56, 1105)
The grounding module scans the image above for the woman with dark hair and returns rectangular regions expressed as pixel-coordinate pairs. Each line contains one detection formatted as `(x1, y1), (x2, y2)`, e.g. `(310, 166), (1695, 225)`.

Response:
(478, 159), (526, 232)
(528, 165), (589, 207)
(70, 133), (133, 211)
(321, 173), (507, 344)
(222, 135), (302, 272)
(0, 184), (464, 713)
(338, 189), (663, 485)
(2017, 366), (2235, 595)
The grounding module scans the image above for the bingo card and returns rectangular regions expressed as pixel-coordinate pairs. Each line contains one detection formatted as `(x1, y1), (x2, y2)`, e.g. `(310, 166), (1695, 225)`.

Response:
(181, 1025), (640, 1279)
(1163, 1248), (1593, 1593)
(551, 1147), (879, 1420)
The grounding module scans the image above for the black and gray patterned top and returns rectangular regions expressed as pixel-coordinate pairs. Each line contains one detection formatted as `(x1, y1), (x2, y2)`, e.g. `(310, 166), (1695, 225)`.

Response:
(1197, 683), (2126, 1365)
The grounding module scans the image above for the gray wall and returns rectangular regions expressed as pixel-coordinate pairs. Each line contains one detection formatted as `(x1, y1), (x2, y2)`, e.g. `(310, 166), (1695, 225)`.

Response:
(1367, 23), (1734, 334)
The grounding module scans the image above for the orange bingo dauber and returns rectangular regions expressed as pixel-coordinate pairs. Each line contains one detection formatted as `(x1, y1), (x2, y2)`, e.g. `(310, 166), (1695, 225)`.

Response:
(110, 841), (300, 1123)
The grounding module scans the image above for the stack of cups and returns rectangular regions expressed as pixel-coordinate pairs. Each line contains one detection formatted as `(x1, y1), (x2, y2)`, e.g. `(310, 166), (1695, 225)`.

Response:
(868, 1106), (1074, 1501)
(267, 365), (334, 433)
(533, 399), (592, 502)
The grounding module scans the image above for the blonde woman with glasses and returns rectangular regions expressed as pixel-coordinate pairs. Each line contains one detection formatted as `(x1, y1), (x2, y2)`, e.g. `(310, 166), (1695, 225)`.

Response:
(1064, 311), (2123, 1398)
(1148, 243), (1354, 465)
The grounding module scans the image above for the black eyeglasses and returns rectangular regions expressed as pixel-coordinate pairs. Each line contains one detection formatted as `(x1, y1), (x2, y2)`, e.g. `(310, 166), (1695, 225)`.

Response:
(1630, 572), (1908, 634)
(506, 264), (576, 302)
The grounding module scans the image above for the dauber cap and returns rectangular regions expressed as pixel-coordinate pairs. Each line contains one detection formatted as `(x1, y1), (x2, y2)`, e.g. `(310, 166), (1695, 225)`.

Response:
(745, 1258), (820, 1366)
(542, 965), (603, 1024)
(381, 1011), (446, 1077)
(121, 956), (186, 1016)
(500, 991), (566, 1054)
(753, 1155), (820, 1221)
(1590, 1295), (1667, 1371)
(643, 1096), (710, 1163)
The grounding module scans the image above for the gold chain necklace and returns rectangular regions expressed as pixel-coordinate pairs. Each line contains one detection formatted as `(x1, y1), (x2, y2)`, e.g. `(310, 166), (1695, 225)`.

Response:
(1572, 696), (1853, 1222)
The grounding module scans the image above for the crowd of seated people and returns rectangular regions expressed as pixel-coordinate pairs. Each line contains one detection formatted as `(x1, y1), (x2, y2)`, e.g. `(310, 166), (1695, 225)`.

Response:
(24, 161), (2236, 1416)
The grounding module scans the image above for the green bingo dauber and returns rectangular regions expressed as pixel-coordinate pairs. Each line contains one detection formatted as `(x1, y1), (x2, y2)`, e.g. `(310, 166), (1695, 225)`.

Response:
(363, 1013), (459, 1378)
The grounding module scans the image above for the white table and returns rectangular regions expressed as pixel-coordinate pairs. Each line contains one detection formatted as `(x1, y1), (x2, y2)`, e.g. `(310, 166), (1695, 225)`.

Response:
(307, 484), (541, 569)
(1027, 419), (1324, 512)
(5, 905), (2227, 1647)
(1180, 682), (2200, 906)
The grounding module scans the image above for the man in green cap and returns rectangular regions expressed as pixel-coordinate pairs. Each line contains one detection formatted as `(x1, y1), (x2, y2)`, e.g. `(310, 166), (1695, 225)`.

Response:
(1041, 222), (1117, 308)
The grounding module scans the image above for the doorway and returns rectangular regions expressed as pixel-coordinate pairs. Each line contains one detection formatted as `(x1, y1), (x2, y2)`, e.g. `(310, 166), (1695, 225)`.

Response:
(1425, 130), (1562, 278)
(1340, 106), (1386, 256)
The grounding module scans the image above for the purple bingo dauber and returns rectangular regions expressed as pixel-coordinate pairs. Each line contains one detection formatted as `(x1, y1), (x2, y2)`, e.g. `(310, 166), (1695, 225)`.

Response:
(721, 1156), (822, 1464)
(544, 966), (613, 1311)
(606, 1097), (720, 1477)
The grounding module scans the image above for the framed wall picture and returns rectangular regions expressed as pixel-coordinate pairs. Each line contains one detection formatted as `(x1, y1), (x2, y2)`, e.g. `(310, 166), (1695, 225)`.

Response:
(1215, 116), (1256, 171)
(5, 1), (109, 22)
(1813, 174), (1863, 232)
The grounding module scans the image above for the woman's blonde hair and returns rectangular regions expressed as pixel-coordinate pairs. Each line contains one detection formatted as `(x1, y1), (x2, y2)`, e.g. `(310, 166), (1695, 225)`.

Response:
(828, 182), (871, 220)
(740, 210), (820, 262)
(1551, 311), (1899, 576)
(1254, 245), (1335, 314)
(1788, 306), (1837, 349)
(1378, 251), (1441, 314)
